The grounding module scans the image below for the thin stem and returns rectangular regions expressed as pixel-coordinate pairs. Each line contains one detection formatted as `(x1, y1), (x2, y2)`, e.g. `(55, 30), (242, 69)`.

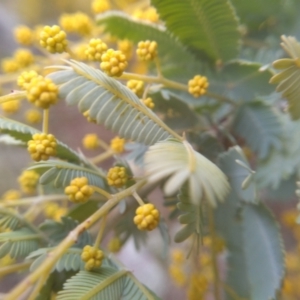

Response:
(132, 191), (145, 206)
(43, 109), (49, 134)
(5, 179), (147, 300)
(27, 274), (47, 300)
(154, 57), (162, 78)
(0, 91), (27, 104)
(94, 214), (108, 249)
(208, 205), (221, 300)
(90, 149), (115, 164)
(91, 186), (111, 199)
(0, 261), (31, 277)
(0, 194), (69, 207)
(98, 139), (110, 151)
(206, 91), (237, 106)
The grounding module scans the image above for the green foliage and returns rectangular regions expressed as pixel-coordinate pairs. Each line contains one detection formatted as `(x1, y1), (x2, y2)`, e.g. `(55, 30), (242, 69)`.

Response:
(218, 147), (256, 203)
(232, 101), (283, 159)
(96, 11), (203, 79)
(48, 60), (173, 145)
(28, 247), (85, 272)
(174, 185), (202, 243)
(0, 209), (22, 230)
(215, 148), (284, 300)
(214, 60), (274, 102)
(0, 117), (81, 163)
(39, 217), (92, 247)
(270, 35), (300, 119)
(29, 160), (107, 190)
(0, 228), (40, 259)
(152, 0), (240, 62)
(57, 267), (161, 300)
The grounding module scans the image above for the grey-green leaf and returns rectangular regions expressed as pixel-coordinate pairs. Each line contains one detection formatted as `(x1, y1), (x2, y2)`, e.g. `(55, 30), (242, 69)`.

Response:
(48, 60), (173, 145)
(232, 102), (283, 160)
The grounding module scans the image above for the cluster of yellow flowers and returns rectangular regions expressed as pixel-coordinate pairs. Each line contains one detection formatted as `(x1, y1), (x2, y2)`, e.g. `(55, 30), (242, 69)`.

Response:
(81, 245), (104, 271)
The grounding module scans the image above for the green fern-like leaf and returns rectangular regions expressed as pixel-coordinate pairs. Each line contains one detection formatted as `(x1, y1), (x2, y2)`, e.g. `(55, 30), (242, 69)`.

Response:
(48, 60), (174, 145)
(0, 209), (22, 230)
(28, 247), (85, 272)
(152, 0), (240, 62)
(174, 185), (202, 243)
(0, 117), (81, 163)
(39, 217), (92, 247)
(145, 138), (230, 207)
(0, 228), (40, 259)
(29, 160), (107, 190)
(215, 150), (285, 300)
(57, 267), (161, 300)
(270, 35), (300, 120)
(217, 60), (274, 102)
(232, 101), (283, 159)
(96, 11), (203, 80)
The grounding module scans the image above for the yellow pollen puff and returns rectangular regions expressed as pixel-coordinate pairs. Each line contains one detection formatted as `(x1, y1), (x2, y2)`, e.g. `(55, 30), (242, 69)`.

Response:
(1, 100), (20, 114)
(2, 189), (21, 201)
(91, 0), (111, 14)
(171, 249), (185, 265)
(127, 80), (144, 97)
(64, 177), (94, 203)
(188, 75), (209, 98)
(14, 25), (34, 46)
(136, 40), (158, 61)
(74, 44), (88, 61)
(25, 76), (58, 109)
(117, 40), (133, 60)
(82, 133), (100, 150)
(40, 25), (68, 54)
(142, 97), (155, 109)
(18, 170), (40, 194)
(132, 7), (159, 23)
(85, 39), (108, 62)
(1, 58), (19, 73)
(13, 49), (34, 68)
(169, 264), (186, 287)
(17, 70), (39, 90)
(100, 49), (128, 77)
(107, 237), (122, 253)
(59, 12), (93, 36)
(27, 133), (57, 162)
(110, 136), (125, 153)
(25, 109), (42, 124)
(106, 166), (128, 188)
(133, 203), (160, 231)
(81, 245), (104, 271)
(83, 110), (96, 123)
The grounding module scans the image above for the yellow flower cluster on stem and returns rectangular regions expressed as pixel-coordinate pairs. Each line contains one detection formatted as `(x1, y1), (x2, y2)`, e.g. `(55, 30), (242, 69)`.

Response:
(81, 245), (104, 271)
(27, 133), (57, 161)
(64, 177), (94, 203)
(107, 166), (128, 188)
(18, 170), (40, 194)
(100, 49), (128, 77)
(40, 25), (68, 54)
(133, 203), (160, 231)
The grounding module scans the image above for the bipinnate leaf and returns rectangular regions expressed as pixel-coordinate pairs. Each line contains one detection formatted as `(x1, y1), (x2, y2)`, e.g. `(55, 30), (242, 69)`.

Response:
(0, 209), (22, 230)
(27, 247), (85, 272)
(218, 146), (256, 203)
(174, 185), (202, 243)
(96, 11), (203, 80)
(232, 101), (283, 160)
(270, 35), (300, 120)
(215, 152), (285, 300)
(57, 267), (161, 300)
(0, 228), (40, 259)
(152, 0), (240, 62)
(48, 60), (173, 145)
(39, 217), (91, 247)
(0, 117), (81, 163)
(29, 160), (107, 190)
(145, 139), (230, 207)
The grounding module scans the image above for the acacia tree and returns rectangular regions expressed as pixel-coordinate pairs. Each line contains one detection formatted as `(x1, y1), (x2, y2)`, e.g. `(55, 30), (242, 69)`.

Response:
(0, 0), (300, 299)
